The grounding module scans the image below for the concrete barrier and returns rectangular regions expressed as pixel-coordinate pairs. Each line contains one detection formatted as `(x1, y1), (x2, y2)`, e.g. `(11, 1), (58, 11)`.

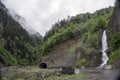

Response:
(61, 67), (80, 74)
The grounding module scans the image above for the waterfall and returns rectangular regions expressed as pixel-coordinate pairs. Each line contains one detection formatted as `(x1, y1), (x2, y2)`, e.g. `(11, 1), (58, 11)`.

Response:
(99, 30), (109, 68)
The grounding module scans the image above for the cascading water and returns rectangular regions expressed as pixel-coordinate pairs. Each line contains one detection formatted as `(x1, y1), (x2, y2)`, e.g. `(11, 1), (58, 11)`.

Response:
(99, 30), (109, 68)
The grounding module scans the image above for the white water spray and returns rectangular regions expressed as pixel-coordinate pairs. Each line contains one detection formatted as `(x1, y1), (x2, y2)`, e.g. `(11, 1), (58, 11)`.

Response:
(99, 30), (109, 68)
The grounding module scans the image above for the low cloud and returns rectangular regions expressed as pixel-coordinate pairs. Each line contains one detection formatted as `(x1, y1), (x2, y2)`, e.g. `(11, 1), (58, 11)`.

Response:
(2, 0), (114, 36)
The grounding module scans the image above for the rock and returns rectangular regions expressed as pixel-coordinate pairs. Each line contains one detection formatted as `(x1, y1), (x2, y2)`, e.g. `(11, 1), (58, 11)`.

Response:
(81, 66), (85, 69)
(56, 72), (60, 76)
(75, 47), (102, 66)
(108, 0), (120, 33)
(41, 74), (45, 78)
(86, 50), (102, 66)
(112, 61), (120, 69)
(105, 65), (112, 70)
(75, 47), (85, 59)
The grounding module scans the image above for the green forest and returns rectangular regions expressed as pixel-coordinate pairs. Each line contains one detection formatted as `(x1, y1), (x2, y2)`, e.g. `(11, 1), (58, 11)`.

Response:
(0, 2), (42, 66)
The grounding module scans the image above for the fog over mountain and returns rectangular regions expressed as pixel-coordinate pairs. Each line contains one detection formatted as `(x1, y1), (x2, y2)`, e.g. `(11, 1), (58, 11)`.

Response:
(2, 0), (114, 36)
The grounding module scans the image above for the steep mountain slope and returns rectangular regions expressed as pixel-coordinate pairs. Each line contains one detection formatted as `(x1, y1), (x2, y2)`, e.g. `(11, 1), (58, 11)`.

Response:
(0, 1), (42, 66)
(107, 0), (120, 69)
(40, 7), (113, 67)
(108, 0), (120, 33)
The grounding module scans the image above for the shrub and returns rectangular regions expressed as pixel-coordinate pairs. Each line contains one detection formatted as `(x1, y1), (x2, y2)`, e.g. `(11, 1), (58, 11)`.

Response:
(109, 49), (120, 64)
(110, 33), (120, 50)
(0, 45), (17, 66)
(76, 58), (89, 66)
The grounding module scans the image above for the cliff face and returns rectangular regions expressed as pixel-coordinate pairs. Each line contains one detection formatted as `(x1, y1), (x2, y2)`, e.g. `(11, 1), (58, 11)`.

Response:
(108, 0), (120, 33)
(108, 0), (120, 69)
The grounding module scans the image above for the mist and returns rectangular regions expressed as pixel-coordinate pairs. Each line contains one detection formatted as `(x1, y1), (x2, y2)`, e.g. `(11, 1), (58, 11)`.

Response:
(2, 0), (114, 36)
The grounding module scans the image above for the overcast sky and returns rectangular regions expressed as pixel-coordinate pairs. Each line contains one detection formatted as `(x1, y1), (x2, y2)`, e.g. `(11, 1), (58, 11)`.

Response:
(2, 0), (115, 36)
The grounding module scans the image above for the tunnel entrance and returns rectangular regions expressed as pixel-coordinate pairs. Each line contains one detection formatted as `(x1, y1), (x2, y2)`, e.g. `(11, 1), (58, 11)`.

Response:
(39, 63), (47, 69)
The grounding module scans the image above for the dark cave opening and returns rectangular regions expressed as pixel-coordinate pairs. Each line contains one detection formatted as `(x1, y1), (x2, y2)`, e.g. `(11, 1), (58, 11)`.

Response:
(39, 63), (47, 69)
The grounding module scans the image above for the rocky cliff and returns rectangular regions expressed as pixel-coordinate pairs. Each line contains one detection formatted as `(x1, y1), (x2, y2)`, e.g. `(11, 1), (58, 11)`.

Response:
(108, 0), (120, 33)
(108, 0), (120, 69)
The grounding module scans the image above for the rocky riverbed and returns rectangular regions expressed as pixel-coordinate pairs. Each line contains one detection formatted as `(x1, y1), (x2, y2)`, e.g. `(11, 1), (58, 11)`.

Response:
(0, 66), (120, 80)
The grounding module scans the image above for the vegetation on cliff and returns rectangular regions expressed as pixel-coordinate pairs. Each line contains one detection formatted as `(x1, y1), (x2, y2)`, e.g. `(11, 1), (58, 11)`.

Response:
(41, 7), (113, 54)
(108, 0), (120, 67)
